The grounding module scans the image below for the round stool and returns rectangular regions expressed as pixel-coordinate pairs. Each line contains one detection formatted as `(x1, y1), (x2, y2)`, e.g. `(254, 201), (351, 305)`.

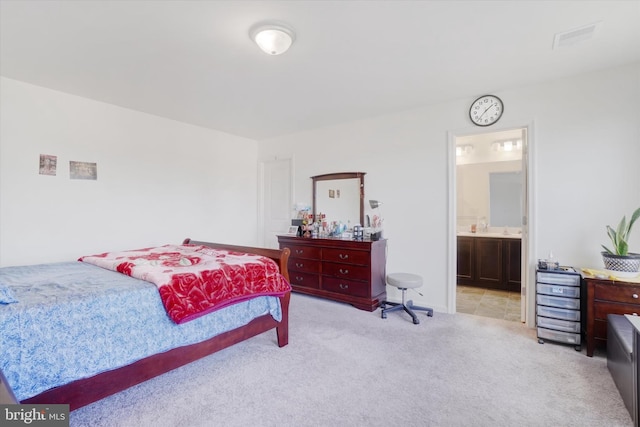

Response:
(381, 273), (434, 324)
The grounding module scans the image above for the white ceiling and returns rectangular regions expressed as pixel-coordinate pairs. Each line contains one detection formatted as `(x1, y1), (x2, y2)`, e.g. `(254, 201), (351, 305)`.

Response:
(1, 0), (639, 140)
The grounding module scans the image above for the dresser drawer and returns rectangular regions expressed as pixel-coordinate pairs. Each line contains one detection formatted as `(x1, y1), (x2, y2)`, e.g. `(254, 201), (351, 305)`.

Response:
(594, 301), (640, 320)
(322, 248), (370, 265)
(289, 271), (320, 289)
(322, 262), (369, 281)
(537, 272), (580, 287)
(537, 282), (579, 298)
(594, 283), (640, 304)
(322, 276), (369, 298)
(287, 245), (321, 260)
(289, 258), (321, 274)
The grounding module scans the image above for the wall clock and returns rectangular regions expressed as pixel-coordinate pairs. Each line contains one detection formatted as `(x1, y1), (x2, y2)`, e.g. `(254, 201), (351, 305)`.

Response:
(469, 95), (503, 127)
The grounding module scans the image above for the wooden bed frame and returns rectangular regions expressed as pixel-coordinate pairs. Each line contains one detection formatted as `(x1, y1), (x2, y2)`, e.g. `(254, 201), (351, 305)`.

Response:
(21, 238), (291, 411)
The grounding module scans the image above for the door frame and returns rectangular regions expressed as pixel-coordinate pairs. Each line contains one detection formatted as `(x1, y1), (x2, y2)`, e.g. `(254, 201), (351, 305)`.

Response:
(447, 121), (537, 327)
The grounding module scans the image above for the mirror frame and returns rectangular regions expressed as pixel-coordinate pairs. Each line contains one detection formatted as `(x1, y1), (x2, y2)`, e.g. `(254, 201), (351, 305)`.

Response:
(312, 172), (365, 226)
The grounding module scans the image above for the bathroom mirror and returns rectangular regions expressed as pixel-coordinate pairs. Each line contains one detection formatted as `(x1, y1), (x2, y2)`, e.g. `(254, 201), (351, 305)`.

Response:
(312, 172), (365, 226)
(489, 171), (523, 227)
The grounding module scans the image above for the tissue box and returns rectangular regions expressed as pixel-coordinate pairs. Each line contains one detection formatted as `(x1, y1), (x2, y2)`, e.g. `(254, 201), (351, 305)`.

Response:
(538, 259), (559, 270)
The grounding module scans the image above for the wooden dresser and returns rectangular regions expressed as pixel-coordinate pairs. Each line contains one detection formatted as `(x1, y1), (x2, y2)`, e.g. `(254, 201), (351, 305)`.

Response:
(277, 235), (387, 311)
(584, 276), (640, 357)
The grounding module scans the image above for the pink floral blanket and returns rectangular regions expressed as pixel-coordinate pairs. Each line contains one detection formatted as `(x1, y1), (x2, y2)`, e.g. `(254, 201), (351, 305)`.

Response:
(79, 244), (291, 324)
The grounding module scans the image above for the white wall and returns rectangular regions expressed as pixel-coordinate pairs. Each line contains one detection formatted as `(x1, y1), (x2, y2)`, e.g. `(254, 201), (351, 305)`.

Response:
(2, 63), (638, 315)
(0, 77), (259, 267)
(258, 62), (640, 315)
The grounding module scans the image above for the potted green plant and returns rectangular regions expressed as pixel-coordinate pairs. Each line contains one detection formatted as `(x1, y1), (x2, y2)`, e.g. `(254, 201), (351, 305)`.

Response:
(602, 207), (640, 276)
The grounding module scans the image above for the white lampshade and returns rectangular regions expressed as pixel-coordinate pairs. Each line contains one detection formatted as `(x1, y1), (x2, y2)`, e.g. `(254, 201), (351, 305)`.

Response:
(369, 200), (383, 209)
(250, 24), (295, 55)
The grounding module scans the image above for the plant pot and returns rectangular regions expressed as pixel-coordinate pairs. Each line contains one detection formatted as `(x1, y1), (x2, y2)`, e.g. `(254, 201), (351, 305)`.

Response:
(601, 251), (640, 277)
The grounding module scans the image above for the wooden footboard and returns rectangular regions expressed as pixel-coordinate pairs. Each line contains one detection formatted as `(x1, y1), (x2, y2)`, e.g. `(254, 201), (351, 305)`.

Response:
(22, 239), (291, 411)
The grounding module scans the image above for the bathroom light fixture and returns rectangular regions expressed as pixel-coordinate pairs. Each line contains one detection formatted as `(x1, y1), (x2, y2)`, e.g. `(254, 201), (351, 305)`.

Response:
(456, 145), (474, 157)
(369, 200), (383, 209)
(492, 139), (522, 152)
(250, 23), (295, 55)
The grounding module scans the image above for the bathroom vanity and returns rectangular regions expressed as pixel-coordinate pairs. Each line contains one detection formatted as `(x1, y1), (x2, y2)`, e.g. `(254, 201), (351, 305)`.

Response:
(456, 233), (521, 291)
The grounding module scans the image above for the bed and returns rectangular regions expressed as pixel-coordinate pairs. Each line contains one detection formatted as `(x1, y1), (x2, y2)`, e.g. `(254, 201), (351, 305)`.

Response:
(0, 238), (291, 411)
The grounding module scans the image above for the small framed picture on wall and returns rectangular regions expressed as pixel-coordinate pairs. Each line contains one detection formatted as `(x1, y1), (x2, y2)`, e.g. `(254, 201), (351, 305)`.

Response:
(39, 154), (57, 176)
(70, 161), (97, 180)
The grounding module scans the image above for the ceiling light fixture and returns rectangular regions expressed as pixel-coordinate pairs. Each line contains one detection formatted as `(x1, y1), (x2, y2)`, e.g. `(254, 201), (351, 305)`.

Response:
(250, 23), (295, 55)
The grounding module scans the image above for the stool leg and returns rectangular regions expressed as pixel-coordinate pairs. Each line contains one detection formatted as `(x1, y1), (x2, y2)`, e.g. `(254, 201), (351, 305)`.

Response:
(407, 300), (434, 317)
(403, 305), (420, 324)
(381, 302), (402, 319)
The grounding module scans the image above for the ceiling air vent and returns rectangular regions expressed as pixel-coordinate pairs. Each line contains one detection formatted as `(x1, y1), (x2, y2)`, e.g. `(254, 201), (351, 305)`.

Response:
(553, 21), (602, 49)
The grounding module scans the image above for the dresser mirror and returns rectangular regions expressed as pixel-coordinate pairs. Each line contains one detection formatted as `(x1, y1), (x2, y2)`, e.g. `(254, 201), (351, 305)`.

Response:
(312, 172), (365, 226)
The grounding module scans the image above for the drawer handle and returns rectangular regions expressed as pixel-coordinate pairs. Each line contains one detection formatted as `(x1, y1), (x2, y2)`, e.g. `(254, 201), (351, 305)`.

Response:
(295, 249), (304, 255)
(633, 294), (639, 299)
(339, 283), (349, 290)
(295, 263), (304, 268)
(339, 253), (349, 260)
(339, 268), (349, 275)
(296, 276), (304, 282)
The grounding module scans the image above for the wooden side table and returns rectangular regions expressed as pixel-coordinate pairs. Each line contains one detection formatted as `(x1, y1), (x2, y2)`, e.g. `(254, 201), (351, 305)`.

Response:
(584, 276), (640, 357)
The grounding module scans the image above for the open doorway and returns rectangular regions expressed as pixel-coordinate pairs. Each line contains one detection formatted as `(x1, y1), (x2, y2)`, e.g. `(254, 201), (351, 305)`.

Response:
(452, 128), (528, 322)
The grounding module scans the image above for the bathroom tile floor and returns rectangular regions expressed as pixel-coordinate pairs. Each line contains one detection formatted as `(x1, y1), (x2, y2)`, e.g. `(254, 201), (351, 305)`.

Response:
(457, 285), (521, 322)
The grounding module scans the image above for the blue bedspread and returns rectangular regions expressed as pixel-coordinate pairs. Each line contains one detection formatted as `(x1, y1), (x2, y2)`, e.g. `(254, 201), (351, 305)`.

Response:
(0, 262), (282, 401)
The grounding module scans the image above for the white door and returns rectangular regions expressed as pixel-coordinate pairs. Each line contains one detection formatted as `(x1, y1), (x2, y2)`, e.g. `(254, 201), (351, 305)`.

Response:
(259, 158), (292, 249)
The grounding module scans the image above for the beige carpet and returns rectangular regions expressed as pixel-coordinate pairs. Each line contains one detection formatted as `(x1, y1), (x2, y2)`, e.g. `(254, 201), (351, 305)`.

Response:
(70, 293), (632, 427)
